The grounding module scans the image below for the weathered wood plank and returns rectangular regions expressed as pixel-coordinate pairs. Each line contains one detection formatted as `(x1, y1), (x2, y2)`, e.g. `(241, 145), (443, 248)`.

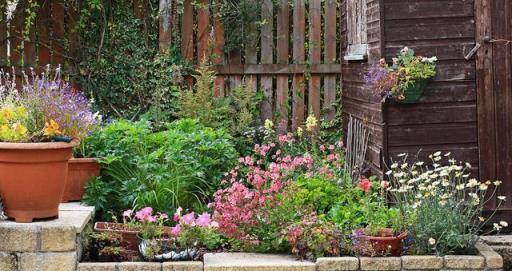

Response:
(260, 0), (274, 122)
(213, 9), (225, 96)
(324, 0), (337, 121)
(292, 0), (305, 129)
(181, 0), (194, 62)
(214, 64), (341, 75)
(388, 123), (478, 147)
(309, 0), (322, 119)
(387, 102), (477, 126)
(384, 0), (474, 20)
(492, 0), (512, 209)
(475, 0), (496, 190)
(385, 17), (475, 41)
(276, 0), (289, 132)
(51, 0), (65, 65)
(197, 0), (209, 62)
(0, 10), (6, 67)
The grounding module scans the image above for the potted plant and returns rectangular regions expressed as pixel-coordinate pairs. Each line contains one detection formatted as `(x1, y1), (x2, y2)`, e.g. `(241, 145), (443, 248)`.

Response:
(365, 47), (437, 103)
(62, 140), (102, 203)
(88, 231), (139, 262)
(0, 66), (98, 222)
(138, 207), (218, 262)
(350, 178), (408, 256)
(94, 208), (173, 251)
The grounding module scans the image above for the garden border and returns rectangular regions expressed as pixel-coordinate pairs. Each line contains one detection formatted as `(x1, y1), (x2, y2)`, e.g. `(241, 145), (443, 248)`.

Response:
(78, 242), (503, 271)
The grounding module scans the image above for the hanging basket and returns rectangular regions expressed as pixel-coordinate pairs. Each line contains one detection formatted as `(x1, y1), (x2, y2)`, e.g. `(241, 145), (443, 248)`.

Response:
(396, 80), (428, 104)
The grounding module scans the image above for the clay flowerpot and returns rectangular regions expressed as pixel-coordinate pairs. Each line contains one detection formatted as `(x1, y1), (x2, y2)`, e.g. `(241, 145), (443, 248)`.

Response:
(62, 158), (101, 202)
(0, 141), (79, 223)
(94, 222), (141, 251)
(94, 222), (175, 251)
(352, 228), (408, 256)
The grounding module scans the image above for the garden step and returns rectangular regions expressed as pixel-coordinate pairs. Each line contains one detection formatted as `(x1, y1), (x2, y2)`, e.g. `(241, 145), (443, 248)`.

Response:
(481, 235), (512, 246)
(0, 203), (93, 271)
(204, 253), (316, 271)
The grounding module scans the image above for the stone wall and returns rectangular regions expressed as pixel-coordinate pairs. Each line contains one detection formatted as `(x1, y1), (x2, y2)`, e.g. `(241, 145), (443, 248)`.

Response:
(0, 203), (94, 271)
(78, 243), (503, 271)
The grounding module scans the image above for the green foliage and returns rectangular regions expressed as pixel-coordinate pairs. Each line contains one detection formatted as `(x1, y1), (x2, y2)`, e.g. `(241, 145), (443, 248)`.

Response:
(294, 176), (343, 214)
(177, 61), (262, 154)
(76, 0), (189, 121)
(83, 119), (238, 220)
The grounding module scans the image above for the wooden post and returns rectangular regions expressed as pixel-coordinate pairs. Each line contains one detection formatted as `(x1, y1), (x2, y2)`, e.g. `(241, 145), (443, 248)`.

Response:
(159, 0), (174, 53)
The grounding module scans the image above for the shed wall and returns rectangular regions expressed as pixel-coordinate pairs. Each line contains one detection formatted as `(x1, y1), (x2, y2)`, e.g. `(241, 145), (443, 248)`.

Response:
(382, 0), (479, 172)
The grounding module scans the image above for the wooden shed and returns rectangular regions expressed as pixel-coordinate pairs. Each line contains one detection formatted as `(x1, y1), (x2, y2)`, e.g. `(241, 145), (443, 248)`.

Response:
(341, 0), (512, 215)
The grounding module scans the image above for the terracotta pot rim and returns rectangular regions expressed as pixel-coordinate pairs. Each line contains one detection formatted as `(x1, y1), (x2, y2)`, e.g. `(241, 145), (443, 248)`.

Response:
(69, 157), (98, 163)
(0, 140), (79, 150)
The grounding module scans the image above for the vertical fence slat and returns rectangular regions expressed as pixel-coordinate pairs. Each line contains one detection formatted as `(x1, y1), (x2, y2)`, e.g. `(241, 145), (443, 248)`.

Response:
(10, 6), (25, 66)
(309, 0), (322, 119)
(292, 0), (305, 130)
(245, 16), (258, 92)
(213, 12), (225, 96)
(159, 0), (174, 52)
(51, 0), (65, 65)
(0, 11), (7, 67)
(277, 0), (290, 132)
(37, 0), (51, 66)
(197, 0), (209, 62)
(324, 0), (337, 121)
(260, 0), (274, 122)
(181, 0), (194, 87)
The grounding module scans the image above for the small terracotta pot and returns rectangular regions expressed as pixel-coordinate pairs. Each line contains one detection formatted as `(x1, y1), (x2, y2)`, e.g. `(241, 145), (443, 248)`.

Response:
(62, 158), (101, 202)
(0, 141), (78, 223)
(352, 228), (408, 256)
(94, 222), (174, 251)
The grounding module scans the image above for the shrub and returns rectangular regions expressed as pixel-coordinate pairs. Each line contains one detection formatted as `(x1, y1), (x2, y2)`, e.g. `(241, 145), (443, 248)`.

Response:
(386, 152), (508, 255)
(176, 60), (262, 155)
(83, 119), (238, 219)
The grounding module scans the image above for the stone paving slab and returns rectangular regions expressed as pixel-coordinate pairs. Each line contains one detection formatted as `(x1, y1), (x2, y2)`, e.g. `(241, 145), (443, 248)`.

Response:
(204, 253), (315, 271)
(0, 203), (94, 234)
(480, 235), (512, 246)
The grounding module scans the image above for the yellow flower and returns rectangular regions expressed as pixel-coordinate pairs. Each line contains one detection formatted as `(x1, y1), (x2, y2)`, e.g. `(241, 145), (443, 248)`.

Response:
(43, 120), (62, 137)
(1, 107), (13, 121)
(13, 123), (27, 137)
(264, 119), (274, 131)
(296, 127), (303, 137)
(305, 115), (318, 131)
(15, 106), (26, 118)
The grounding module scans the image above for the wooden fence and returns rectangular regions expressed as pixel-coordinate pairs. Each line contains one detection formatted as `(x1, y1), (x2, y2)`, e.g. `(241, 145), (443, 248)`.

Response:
(0, 0), (342, 130)
(0, 0), (75, 72)
(177, 0), (342, 130)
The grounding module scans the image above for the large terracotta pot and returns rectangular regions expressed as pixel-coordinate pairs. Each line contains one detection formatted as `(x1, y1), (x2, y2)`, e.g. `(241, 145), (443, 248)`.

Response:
(0, 141), (78, 223)
(62, 158), (101, 202)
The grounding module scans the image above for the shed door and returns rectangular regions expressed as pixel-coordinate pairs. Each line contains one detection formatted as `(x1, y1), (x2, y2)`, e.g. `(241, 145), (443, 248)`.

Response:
(476, 0), (512, 215)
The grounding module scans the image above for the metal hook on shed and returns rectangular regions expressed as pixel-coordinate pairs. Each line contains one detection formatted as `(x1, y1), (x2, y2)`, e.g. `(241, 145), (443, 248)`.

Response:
(464, 43), (481, 60)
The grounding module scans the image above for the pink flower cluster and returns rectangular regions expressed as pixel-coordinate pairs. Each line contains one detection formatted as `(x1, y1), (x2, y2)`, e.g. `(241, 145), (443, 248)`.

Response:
(123, 207), (168, 224)
(170, 207), (218, 236)
(211, 145), (315, 241)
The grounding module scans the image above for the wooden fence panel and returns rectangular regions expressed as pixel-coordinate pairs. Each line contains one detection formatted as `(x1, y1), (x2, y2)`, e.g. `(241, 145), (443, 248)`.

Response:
(177, 0), (342, 131)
